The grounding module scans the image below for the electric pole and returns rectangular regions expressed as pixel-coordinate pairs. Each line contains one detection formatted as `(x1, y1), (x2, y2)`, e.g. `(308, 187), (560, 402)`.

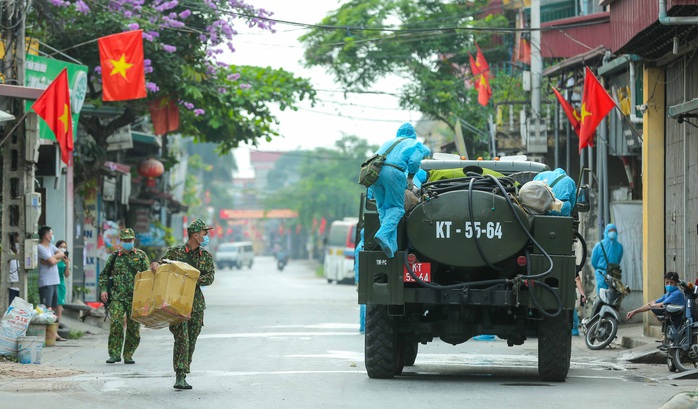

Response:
(528, 0), (548, 152)
(1, 0), (35, 309)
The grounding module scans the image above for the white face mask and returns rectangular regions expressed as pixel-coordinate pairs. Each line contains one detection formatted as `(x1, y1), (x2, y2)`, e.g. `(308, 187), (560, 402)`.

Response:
(59, 247), (67, 252)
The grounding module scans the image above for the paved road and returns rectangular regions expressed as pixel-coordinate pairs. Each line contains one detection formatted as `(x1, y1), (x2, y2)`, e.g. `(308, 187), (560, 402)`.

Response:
(1, 256), (693, 408)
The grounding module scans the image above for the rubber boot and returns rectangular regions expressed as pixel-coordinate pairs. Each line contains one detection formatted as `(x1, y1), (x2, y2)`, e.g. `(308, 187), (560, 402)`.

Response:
(173, 372), (192, 390)
(106, 357), (121, 364)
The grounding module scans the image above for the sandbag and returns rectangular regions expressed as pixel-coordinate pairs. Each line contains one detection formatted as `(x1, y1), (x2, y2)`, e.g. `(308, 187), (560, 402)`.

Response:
(0, 297), (34, 356)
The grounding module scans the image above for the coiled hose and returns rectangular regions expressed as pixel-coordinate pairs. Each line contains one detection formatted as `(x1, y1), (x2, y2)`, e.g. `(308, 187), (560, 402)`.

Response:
(403, 173), (563, 318)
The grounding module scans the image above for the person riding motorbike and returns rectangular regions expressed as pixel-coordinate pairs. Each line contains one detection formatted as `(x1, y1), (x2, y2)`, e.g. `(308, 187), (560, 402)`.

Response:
(276, 249), (288, 270)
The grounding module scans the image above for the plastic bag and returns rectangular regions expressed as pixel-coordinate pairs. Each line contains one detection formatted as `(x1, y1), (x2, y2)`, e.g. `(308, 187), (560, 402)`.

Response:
(30, 304), (57, 325)
(518, 180), (563, 214)
(0, 297), (34, 355)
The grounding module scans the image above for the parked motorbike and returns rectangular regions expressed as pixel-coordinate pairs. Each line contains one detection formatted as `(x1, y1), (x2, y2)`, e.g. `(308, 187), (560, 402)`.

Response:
(666, 281), (698, 371)
(656, 304), (682, 372)
(582, 274), (630, 350)
(276, 252), (288, 272)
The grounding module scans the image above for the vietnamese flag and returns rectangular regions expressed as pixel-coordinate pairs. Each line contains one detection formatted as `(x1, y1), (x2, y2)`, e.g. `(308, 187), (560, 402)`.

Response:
(475, 44), (490, 77)
(469, 52), (481, 77)
(477, 74), (492, 107)
(552, 87), (580, 137)
(31, 68), (73, 165)
(469, 44), (490, 78)
(98, 30), (146, 101)
(578, 67), (616, 152)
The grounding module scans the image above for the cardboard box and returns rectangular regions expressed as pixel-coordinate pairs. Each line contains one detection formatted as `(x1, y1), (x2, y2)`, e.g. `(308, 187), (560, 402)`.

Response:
(131, 260), (200, 329)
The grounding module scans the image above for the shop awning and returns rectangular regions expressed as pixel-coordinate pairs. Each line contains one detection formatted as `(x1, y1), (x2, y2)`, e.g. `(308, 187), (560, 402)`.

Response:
(131, 131), (161, 147)
(542, 45), (607, 77)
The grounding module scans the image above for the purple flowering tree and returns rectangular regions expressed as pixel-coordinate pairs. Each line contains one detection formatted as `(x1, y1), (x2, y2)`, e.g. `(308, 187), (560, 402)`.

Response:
(31, 0), (315, 187)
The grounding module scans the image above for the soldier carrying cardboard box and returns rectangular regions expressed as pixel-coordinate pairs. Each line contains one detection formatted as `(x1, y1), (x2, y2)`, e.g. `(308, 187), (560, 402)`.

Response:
(149, 218), (216, 390)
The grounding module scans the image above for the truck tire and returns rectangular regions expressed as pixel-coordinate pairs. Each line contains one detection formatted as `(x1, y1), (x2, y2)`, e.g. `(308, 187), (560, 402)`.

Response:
(538, 312), (571, 382)
(365, 304), (400, 379)
(403, 340), (418, 366)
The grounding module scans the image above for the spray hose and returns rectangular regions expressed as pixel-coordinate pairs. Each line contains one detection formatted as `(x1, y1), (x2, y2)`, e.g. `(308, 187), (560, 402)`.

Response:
(404, 173), (563, 318)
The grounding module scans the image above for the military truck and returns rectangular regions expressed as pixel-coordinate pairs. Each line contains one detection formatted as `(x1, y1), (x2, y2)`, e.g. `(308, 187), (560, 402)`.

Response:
(358, 159), (587, 382)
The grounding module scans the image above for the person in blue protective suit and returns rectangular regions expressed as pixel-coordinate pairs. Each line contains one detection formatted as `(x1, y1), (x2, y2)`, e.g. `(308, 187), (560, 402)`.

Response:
(534, 168), (580, 334)
(354, 227), (366, 333)
(532, 168), (576, 216)
(591, 223), (624, 295)
(413, 168), (427, 189)
(372, 123), (431, 258)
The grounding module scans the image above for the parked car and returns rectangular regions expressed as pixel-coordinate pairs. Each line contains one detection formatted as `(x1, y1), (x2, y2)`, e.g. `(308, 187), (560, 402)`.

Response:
(215, 242), (254, 269)
(323, 218), (358, 284)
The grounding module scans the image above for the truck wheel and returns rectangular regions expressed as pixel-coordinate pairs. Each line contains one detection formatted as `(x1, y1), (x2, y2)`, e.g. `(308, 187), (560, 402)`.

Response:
(365, 304), (400, 379)
(403, 340), (418, 366)
(538, 312), (571, 382)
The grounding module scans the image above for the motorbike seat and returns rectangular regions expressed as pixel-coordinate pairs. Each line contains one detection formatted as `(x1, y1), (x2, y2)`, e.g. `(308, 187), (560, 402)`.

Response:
(665, 304), (684, 315)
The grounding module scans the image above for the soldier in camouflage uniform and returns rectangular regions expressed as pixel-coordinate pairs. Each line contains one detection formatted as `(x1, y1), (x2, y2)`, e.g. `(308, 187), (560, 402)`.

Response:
(99, 228), (150, 364)
(150, 218), (215, 390)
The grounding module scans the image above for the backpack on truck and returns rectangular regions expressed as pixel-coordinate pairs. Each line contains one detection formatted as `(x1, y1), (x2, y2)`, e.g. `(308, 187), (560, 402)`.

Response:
(358, 138), (406, 188)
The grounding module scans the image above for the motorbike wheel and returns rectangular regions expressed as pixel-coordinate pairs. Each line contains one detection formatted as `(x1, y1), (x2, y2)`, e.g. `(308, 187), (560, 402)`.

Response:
(670, 334), (698, 372)
(667, 356), (677, 372)
(584, 317), (618, 350)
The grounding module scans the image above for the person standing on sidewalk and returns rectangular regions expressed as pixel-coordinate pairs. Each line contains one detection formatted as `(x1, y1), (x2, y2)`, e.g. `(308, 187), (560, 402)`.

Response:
(591, 223), (623, 295)
(149, 218), (215, 390)
(7, 233), (20, 307)
(99, 228), (150, 364)
(37, 226), (68, 313)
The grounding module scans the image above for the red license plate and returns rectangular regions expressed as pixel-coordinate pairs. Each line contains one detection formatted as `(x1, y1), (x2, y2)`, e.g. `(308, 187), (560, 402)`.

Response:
(403, 262), (431, 283)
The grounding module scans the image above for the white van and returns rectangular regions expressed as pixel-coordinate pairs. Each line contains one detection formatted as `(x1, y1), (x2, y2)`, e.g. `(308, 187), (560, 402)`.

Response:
(215, 242), (254, 269)
(323, 218), (359, 284)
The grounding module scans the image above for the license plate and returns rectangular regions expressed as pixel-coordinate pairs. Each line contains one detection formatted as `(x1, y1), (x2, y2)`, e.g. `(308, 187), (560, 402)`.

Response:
(403, 262), (431, 283)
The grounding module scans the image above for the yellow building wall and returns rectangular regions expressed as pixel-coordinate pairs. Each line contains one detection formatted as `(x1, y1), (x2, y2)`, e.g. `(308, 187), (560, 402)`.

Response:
(642, 67), (666, 336)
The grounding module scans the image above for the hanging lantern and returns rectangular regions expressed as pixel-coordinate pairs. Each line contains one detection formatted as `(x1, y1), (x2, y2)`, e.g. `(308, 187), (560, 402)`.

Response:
(138, 158), (164, 187)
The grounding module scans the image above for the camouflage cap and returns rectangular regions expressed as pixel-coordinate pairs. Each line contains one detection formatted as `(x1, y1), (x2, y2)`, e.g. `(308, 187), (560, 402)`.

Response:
(120, 228), (135, 240)
(187, 218), (213, 235)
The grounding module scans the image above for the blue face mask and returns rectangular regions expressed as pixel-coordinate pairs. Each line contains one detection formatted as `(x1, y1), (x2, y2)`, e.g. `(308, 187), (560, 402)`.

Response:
(122, 242), (134, 251)
(607, 231), (617, 240)
(666, 285), (678, 293)
(200, 235), (209, 248)
(50, 234), (55, 243)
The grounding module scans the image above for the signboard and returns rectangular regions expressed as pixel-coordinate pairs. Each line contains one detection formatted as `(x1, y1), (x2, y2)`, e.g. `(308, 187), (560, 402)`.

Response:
(106, 126), (134, 151)
(25, 54), (88, 141)
(82, 188), (99, 301)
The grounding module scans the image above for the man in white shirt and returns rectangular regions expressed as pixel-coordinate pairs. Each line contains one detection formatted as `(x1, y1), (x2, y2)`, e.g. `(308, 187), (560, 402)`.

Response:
(37, 226), (68, 311)
(7, 233), (20, 306)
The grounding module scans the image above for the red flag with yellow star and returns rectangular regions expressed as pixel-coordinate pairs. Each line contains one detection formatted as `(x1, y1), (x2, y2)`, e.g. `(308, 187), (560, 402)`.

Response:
(578, 66), (616, 152)
(552, 86), (580, 137)
(98, 30), (146, 101)
(477, 74), (492, 106)
(31, 68), (73, 165)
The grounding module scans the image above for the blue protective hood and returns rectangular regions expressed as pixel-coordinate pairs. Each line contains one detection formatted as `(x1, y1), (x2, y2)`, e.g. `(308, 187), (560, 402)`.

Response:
(396, 123), (417, 139)
(604, 223), (618, 240)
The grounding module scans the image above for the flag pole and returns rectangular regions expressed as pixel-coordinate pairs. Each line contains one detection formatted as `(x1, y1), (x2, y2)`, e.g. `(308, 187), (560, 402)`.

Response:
(0, 109), (31, 147)
(614, 106), (644, 142)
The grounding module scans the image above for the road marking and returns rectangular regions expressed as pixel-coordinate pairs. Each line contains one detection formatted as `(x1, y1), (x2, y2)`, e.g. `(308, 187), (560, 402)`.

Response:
(149, 331), (361, 340)
(263, 323), (358, 330)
